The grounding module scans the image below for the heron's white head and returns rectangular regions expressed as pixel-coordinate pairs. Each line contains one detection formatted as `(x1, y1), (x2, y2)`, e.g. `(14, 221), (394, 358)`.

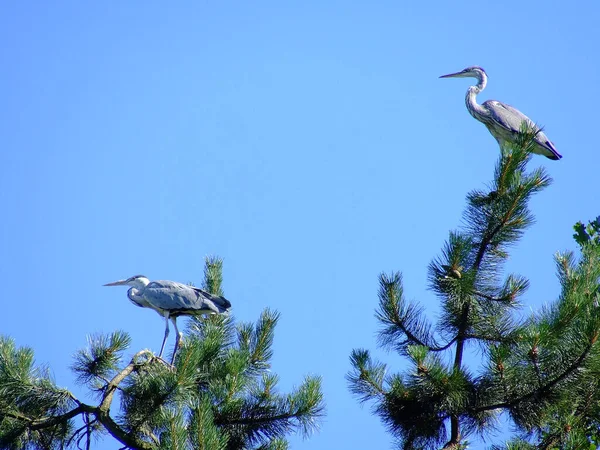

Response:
(439, 66), (487, 80)
(103, 275), (150, 289)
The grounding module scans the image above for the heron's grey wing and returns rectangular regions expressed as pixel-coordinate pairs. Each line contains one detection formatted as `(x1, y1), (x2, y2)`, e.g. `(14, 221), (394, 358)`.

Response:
(144, 281), (206, 312)
(145, 281), (230, 315)
(483, 100), (538, 134)
(483, 100), (560, 159)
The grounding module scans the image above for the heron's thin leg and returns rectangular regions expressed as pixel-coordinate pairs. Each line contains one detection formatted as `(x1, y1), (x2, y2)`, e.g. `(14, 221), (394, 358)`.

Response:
(170, 317), (183, 365)
(158, 314), (170, 358)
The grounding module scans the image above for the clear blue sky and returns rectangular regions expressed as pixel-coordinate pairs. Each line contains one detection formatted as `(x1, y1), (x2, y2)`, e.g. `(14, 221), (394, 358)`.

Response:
(1, 2), (598, 449)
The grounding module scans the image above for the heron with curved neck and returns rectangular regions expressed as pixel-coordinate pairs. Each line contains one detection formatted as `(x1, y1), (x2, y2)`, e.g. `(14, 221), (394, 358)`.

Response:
(440, 66), (561, 160)
(104, 275), (231, 364)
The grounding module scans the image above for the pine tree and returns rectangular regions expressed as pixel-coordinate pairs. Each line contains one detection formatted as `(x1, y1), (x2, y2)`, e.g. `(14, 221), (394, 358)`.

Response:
(0, 257), (324, 449)
(347, 132), (600, 449)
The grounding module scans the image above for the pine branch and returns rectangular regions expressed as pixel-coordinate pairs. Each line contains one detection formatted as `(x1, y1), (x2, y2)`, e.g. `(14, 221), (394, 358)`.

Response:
(203, 255), (224, 296)
(216, 411), (312, 427)
(430, 337), (458, 352)
(65, 415), (96, 450)
(255, 437), (289, 450)
(376, 272), (438, 353)
(1, 348), (159, 450)
(475, 339), (595, 414)
(214, 375), (324, 448)
(347, 349), (387, 403)
(71, 331), (132, 398)
(189, 397), (228, 450)
(247, 309), (278, 371)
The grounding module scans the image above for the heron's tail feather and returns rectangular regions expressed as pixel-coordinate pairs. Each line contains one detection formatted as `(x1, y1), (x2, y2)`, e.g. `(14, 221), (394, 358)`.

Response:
(191, 287), (232, 313)
(212, 295), (231, 312)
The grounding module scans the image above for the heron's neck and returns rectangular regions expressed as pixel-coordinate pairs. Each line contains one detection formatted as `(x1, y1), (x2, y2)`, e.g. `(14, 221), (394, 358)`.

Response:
(465, 72), (489, 122)
(127, 287), (147, 308)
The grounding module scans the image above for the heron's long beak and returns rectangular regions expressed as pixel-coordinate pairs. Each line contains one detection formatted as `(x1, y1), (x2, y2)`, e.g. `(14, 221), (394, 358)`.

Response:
(439, 71), (464, 79)
(103, 279), (128, 286)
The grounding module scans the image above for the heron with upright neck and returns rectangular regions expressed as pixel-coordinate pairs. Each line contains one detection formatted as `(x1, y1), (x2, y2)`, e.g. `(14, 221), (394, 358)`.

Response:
(440, 66), (561, 160)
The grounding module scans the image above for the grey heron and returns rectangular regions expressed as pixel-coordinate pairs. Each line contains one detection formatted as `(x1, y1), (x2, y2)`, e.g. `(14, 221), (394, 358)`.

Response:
(440, 66), (561, 160)
(104, 275), (231, 364)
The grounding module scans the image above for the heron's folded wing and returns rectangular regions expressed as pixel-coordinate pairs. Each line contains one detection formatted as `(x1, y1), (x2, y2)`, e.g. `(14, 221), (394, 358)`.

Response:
(484, 100), (538, 134)
(484, 100), (559, 157)
(144, 281), (204, 312)
(145, 281), (231, 314)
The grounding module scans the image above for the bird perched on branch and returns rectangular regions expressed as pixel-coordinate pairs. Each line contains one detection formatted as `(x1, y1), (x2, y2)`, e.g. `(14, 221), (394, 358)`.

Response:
(104, 275), (231, 364)
(440, 66), (561, 160)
